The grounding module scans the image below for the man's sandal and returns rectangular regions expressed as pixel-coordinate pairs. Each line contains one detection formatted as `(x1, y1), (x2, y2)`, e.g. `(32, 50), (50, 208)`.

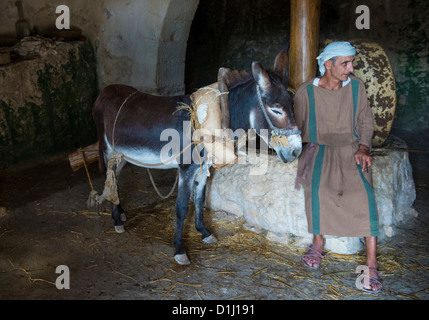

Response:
(357, 268), (383, 294)
(302, 245), (326, 269)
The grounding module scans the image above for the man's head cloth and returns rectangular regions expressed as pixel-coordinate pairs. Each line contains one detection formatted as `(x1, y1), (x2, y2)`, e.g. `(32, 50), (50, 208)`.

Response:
(316, 41), (356, 76)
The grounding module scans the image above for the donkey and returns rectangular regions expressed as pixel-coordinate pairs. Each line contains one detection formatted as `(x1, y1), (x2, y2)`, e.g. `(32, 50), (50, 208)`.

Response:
(92, 47), (302, 264)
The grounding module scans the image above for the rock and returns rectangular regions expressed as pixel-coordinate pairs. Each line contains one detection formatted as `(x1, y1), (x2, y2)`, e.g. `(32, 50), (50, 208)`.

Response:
(206, 136), (418, 254)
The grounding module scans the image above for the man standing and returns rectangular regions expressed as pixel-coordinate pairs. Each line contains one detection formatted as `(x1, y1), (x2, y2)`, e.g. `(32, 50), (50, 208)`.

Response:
(294, 41), (382, 293)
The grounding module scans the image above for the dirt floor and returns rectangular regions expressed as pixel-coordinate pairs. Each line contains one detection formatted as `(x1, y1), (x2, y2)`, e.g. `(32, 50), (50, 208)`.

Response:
(0, 128), (428, 302)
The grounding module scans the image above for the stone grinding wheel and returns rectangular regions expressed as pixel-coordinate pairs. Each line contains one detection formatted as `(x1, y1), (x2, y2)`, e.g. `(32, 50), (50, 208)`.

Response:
(320, 40), (397, 147)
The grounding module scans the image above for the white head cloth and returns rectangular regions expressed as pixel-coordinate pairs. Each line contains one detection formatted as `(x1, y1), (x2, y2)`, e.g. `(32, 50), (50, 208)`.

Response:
(316, 41), (356, 76)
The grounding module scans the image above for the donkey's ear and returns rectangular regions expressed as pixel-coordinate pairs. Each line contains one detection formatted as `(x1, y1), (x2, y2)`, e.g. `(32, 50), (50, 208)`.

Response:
(252, 61), (271, 91)
(273, 44), (290, 88)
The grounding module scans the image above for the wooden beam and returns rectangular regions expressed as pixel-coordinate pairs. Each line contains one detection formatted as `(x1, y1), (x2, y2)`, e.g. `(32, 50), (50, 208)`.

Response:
(289, 0), (321, 90)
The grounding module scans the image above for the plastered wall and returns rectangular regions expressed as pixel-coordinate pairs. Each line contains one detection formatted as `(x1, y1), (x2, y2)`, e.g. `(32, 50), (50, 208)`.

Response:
(0, 0), (199, 95)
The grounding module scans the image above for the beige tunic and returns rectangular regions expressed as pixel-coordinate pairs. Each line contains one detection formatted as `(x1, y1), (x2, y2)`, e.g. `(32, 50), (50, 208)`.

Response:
(294, 75), (378, 237)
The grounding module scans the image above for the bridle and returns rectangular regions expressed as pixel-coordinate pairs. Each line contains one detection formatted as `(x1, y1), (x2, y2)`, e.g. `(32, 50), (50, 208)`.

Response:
(256, 85), (302, 137)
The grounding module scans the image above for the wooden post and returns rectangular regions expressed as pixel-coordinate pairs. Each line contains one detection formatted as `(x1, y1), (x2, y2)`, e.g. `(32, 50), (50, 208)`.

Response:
(289, 0), (321, 91)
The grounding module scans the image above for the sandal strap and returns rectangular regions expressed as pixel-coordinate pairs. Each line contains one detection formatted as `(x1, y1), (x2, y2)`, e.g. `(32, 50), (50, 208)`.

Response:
(363, 276), (383, 293)
(367, 268), (383, 279)
(303, 246), (326, 260)
(305, 246), (325, 256)
(357, 267), (383, 293)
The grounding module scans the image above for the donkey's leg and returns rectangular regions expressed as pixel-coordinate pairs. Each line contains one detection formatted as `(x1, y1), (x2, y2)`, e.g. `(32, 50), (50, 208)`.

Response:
(111, 158), (128, 233)
(112, 203), (127, 233)
(173, 165), (194, 265)
(193, 163), (217, 244)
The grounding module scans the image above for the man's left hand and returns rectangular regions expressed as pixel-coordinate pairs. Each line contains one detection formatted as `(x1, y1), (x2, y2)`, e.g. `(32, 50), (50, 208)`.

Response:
(355, 144), (372, 172)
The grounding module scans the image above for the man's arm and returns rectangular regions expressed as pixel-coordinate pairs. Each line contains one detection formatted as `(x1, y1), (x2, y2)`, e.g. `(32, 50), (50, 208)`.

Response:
(293, 85), (309, 143)
(354, 82), (374, 172)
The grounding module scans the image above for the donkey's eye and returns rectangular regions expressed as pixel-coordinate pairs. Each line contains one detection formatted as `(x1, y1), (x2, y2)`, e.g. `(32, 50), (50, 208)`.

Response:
(269, 104), (285, 117)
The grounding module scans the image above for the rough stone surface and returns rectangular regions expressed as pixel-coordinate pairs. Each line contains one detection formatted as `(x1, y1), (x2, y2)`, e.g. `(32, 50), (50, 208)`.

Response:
(0, 37), (97, 168)
(206, 136), (418, 254)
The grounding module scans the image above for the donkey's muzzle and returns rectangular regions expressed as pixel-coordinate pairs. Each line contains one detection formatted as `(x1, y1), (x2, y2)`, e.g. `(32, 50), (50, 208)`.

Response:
(273, 134), (302, 163)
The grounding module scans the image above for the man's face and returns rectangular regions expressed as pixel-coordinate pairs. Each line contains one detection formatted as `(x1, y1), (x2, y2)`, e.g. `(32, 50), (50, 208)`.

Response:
(326, 56), (355, 82)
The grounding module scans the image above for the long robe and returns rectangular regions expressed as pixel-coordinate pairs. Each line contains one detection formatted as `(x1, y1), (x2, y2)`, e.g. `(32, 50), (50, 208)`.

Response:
(294, 75), (378, 237)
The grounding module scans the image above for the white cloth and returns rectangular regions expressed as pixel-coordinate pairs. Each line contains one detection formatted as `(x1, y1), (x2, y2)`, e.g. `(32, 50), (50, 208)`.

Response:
(316, 41), (356, 76)
(313, 77), (351, 87)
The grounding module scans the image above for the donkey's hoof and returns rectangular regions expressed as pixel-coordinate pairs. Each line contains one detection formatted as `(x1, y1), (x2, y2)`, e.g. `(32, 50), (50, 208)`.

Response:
(203, 234), (218, 244)
(174, 253), (190, 265)
(120, 213), (127, 222)
(114, 225), (125, 233)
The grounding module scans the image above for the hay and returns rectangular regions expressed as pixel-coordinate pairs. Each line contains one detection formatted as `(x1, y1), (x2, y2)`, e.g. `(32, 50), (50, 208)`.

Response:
(112, 270), (136, 281)
(272, 278), (309, 298)
(162, 281), (204, 300)
(74, 198), (427, 300)
(8, 260), (55, 286)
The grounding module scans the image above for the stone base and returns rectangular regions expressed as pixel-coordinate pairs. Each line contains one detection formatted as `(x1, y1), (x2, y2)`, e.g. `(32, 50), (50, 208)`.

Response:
(206, 135), (418, 254)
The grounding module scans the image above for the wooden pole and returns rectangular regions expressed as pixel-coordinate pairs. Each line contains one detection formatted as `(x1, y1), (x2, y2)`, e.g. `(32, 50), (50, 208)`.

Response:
(289, 0), (321, 91)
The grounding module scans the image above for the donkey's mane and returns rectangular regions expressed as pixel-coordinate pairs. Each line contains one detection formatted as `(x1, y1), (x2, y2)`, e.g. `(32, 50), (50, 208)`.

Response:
(223, 69), (251, 89)
(225, 68), (283, 90)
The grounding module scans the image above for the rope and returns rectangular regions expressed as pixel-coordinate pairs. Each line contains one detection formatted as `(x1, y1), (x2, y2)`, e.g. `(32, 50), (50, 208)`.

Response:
(146, 168), (179, 199)
(255, 86), (301, 149)
(113, 90), (199, 167)
(174, 85), (229, 140)
(121, 142), (195, 167)
(194, 85), (229, 105)
(88, 85), (228, 207)
(87, 90), (199, 208)
(112, 90), (138, 153)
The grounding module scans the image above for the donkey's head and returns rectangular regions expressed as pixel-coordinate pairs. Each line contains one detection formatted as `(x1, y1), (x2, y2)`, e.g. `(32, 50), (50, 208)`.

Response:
(219, 46), (302, 163)
(248, 50), (302, 163)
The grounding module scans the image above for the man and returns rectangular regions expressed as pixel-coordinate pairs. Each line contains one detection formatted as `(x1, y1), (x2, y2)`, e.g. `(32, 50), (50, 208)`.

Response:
(293, 41), (382, 293)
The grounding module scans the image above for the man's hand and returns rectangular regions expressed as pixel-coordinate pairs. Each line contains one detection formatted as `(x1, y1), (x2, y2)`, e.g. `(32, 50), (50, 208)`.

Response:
(354, 144), (372, 172)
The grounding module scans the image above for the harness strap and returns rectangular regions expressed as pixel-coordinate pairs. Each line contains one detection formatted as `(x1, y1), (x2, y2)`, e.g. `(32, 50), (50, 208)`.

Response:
(256, 86), (301, 137)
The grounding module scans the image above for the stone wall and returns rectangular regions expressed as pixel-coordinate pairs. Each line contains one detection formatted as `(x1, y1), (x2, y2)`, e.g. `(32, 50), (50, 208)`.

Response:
(206, 136), (418, 254)
(0, 38), (97, 168)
